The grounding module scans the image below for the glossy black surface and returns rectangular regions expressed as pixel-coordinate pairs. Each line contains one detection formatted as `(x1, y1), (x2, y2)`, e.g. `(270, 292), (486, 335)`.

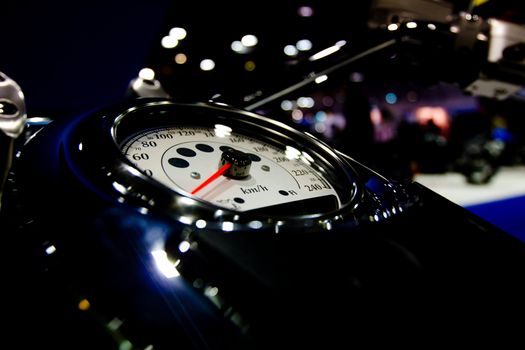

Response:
(2, 98), (525, 348)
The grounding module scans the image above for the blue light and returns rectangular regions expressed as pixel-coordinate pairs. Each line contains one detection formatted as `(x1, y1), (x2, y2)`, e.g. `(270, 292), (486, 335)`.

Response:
(385, 92), (397, 104)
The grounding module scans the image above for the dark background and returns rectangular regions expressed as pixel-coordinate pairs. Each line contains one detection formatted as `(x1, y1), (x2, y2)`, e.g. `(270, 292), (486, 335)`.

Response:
(3, 0), (523, 117)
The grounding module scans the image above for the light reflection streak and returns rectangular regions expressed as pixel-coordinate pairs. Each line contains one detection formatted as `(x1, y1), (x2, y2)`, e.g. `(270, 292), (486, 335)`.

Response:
(151, 250), (180, 278)
(45, 245), (56, 255)
(309, 45), (340, 61)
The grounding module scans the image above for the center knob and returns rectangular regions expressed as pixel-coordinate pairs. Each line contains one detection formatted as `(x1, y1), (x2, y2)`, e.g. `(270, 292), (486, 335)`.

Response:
(220, 148), (252, 179)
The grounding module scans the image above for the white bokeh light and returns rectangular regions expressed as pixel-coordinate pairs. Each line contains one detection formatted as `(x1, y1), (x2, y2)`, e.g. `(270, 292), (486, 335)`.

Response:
(169, 27), (187, 40)
(284, 44), (298, 56)
(200, 59), (215, 71)
(241, 34), (258, 47)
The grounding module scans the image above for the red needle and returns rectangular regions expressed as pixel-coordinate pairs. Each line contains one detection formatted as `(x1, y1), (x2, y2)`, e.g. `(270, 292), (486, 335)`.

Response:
(191, 162), (232, 195)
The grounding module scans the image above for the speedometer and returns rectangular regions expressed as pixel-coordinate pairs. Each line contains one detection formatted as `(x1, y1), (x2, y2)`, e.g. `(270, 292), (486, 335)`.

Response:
(120, 125), (341, 213)
(100, 100), (362, 222)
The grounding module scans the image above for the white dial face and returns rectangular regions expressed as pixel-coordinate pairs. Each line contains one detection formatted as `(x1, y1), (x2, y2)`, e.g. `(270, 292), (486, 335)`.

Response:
(121, 125), (341, 212)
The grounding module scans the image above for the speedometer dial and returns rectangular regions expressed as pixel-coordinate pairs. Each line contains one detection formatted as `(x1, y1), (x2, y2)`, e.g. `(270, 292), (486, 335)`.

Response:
(121, 125), (341, 212)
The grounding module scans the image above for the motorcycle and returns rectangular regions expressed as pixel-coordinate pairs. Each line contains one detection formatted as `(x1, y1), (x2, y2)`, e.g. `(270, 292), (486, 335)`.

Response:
(1, 1), (525, 348)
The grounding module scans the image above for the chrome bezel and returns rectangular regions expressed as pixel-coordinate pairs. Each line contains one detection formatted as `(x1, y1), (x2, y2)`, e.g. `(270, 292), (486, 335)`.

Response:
(64, 99), (363, 232)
